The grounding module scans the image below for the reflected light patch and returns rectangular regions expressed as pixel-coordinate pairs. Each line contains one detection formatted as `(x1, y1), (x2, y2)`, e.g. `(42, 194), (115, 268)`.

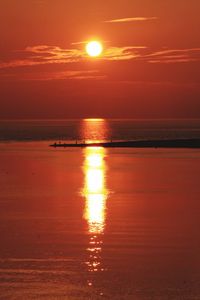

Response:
(82, 132), (109, 276)
(86, 153), (103, 168)
(87, 194), (105, 233)
(84, 118), (104, 121)
(80, 119), (108, 143)
(83, 147), (108, 234)
(86, 169), (104, 193)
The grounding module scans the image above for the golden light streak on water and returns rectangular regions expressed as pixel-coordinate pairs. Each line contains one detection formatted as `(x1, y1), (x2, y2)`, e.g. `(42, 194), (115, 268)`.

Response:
(80, 119), (109, 142)
(81, 119), (109, 290)
(82, 146), (108, 283)
(83, 147), (108, 235)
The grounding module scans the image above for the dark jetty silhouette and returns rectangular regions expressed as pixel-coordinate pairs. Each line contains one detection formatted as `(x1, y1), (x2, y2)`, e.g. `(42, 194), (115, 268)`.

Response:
(50, 139), (200, 148)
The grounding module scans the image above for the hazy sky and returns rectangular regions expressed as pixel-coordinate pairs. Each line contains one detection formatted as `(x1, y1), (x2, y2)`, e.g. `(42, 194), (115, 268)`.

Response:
(0, 0), (200, 119)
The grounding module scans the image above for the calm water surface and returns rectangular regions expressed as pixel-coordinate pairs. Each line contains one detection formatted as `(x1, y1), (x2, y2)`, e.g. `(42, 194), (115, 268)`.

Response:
(1, 118), (200, 141)
(0, 119), (200, 299)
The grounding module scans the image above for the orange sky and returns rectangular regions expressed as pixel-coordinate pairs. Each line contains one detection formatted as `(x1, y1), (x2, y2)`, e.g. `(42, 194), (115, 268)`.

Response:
(0, 0), (200, 119)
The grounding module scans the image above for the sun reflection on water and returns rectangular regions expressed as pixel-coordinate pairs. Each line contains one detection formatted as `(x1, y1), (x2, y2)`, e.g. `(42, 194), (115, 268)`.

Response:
(82, 146), (108, 276)
(80, 118), (109, 142)
(83, 147), (107, 234)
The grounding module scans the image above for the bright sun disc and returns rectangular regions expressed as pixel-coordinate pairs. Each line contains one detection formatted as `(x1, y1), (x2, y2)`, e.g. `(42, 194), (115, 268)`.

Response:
(86, 41), (103, 57)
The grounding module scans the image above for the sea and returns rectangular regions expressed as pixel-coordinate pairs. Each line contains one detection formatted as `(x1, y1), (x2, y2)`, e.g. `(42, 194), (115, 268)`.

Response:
(0, 119), (200, 300)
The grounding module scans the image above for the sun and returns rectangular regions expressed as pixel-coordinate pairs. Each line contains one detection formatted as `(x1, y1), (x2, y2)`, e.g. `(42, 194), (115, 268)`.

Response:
(86, 41), (103, 57)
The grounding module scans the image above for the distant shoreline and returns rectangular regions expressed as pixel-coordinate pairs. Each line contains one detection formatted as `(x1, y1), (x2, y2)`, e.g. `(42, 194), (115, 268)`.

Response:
(50, 139), (200, 148)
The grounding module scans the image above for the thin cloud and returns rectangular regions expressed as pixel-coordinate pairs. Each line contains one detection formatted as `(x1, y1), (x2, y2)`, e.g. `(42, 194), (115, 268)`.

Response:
(104, 47), (144, 61)
(145, 48), (200, 63)
(71, 40), (110, 46)
(0, 69), (105, 81)
(0, 45), (147, 69)
(0, 45), (200, 74)
(0, 45), (85, 69)
(104, 17), (158, 23)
